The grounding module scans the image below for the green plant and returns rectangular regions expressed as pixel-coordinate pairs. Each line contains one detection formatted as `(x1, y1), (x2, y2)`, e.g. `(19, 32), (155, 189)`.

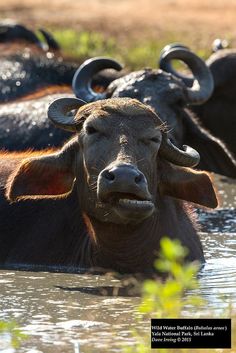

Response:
(49, 28), (211, 71)
(0, 320), (27, 349)
(51, 29), (116, 61)
(123, 237), (235, 353)
(140, 237), (204, 318)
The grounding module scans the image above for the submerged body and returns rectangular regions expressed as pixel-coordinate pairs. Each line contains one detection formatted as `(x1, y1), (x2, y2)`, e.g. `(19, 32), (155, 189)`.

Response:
(0, 49), (78, 103)
(0, 56), (121, 150)
(0, 93), (72, 150)
(0, 173), (202, 272)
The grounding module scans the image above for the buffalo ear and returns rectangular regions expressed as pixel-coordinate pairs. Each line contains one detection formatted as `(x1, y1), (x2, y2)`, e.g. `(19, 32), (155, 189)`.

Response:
(6, 140), (78, 201)
(159, 162), (218, 208)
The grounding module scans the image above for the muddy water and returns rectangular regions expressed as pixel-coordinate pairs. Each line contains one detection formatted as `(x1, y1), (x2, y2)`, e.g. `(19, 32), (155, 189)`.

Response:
(197, 174), (236, 311)
(0, 174), (235, 353)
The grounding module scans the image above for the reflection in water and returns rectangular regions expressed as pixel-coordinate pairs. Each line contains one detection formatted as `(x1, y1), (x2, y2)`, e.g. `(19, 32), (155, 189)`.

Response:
(196, 174), (236, 311)
(0, 173), (235, 352)
(199, 232), (236, 310)
(0, 271), (140, 352)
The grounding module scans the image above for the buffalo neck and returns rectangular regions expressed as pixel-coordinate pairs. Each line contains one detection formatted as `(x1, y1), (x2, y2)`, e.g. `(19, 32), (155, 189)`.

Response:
(86, 213), (160, 274)
(83, 196), (204, 273)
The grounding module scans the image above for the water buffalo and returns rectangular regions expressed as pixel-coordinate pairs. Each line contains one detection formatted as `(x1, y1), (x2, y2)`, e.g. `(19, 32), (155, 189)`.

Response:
(159, 43), (236, 157)
(0, 48), (77, 103)
(191, 49), (236, 156)
(0, 21), (76, 103)
(0, 97), (217, 273)
(0, 93), (72, 150)
(0, 20), (60, 51)
(0, 21), (122, 103)
(0, 59), (122, 150)
(72, 47), (236, 178)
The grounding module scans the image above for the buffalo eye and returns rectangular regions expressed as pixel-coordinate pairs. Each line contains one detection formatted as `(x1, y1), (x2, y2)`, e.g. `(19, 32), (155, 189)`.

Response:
(140, 136), (160, 146)
(86, 125), (98, 135)
(150, 137), (160, 143)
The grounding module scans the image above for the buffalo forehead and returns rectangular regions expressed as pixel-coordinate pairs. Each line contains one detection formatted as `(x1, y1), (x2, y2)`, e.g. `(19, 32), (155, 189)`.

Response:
(78, 97), (160, 127)
(78, 97), (155, 114)
(110, 69), (185, 97)
(84, 112), (158, 133)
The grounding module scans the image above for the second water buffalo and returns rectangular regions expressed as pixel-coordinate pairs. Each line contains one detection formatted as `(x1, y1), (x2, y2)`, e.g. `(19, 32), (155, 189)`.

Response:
(72, 47), (236, 178)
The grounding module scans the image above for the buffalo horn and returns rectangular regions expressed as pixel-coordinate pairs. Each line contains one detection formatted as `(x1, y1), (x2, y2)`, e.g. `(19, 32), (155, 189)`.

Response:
(160, 135), (200, 167)
(38, 29), (60, 51)
(0, 23), (44, 49)
(159, 43), (193, 87)
(48, 97), (86, 132)
(72, 57), (123, 102)
(159, 45), (214, 104)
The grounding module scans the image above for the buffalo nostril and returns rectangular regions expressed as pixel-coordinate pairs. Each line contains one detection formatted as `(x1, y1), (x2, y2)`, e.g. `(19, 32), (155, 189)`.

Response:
(102, 170), (115, 181)
(135, 173), (144, 184)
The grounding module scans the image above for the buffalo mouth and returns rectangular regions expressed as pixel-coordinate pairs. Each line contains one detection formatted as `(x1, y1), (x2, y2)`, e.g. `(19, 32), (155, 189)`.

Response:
(101, 192), (155, 221)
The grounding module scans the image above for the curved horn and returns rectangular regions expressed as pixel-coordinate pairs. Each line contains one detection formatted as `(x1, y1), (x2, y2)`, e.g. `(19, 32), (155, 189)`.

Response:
(151, 107), (200, 167)
(38, 28), (60, 51)
(72, 57), (123, 102)
(159, 135), (200, 167)
(48, 97), (86, 132)
(159, 45), (214, 104)
(159, 43), (193, 87)
(0, 22), (44, 49)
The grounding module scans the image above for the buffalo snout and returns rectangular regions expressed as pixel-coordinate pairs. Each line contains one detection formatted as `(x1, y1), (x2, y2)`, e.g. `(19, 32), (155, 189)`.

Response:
(97, 163), (154, 222)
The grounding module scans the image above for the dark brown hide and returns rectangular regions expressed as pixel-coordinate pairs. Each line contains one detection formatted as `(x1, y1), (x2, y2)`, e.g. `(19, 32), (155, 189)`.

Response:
(191, 49), (236, 156)
(74, 61), (236, 177)
(0, 93), (72, 150)
(108, 71), (236, 177)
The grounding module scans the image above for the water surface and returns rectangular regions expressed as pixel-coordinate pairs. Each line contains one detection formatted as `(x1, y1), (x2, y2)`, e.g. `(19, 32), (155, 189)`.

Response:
(0, 173), (235, 352)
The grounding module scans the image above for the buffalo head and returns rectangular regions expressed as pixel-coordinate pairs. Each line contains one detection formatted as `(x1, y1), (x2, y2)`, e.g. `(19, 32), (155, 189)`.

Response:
(7, 97), (217, 227)
(72, 46), (214, 145)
